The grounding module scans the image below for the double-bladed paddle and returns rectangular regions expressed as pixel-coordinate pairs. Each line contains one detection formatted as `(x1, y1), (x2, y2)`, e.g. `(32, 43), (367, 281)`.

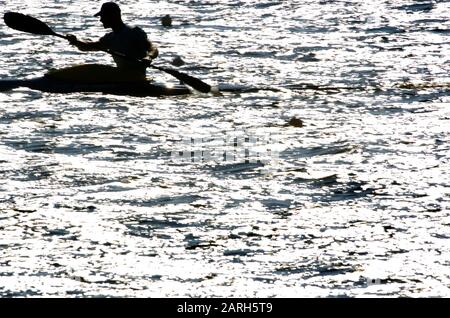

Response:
(3, 11), (212, 93)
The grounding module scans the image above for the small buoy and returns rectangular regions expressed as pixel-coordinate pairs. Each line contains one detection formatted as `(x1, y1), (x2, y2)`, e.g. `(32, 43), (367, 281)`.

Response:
(287, 117), (303, 127)
(171, 55), (185, 67)
(161, 14), (172, 27)
(298, 53), (319, 62)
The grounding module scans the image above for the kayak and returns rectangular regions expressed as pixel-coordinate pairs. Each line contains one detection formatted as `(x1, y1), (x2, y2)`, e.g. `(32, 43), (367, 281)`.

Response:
(0, 64), (192, 96)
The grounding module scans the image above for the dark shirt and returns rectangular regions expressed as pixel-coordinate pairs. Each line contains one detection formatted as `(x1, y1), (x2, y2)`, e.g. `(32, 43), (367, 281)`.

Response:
(99, 25), (154, 75)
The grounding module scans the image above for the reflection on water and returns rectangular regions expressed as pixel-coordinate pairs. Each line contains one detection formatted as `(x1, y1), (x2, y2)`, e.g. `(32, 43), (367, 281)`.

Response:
(0, 0), (449, 297)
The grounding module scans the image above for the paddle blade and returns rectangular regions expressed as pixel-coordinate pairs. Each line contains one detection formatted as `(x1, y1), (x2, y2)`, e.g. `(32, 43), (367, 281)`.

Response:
(155, 66), (211, 93)
(4, 12), (57, 36)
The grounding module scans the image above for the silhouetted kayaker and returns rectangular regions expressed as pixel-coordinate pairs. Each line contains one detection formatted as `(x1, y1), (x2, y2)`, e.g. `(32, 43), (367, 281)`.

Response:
(67, 2), (158, 78)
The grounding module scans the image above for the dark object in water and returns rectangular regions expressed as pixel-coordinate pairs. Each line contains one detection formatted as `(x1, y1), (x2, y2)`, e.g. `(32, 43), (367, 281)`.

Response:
(172, 56), (185, 67)
(161, 14), (172, 27)
(287, 117), (303, 128)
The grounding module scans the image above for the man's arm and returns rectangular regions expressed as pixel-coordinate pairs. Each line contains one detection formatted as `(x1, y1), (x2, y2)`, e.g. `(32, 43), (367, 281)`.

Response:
(67, 35), (102, 52)
(133, 27), (159, 61)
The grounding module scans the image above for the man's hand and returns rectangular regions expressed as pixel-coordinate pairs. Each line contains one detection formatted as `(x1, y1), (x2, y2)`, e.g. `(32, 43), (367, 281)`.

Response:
(66, 35), (101, 52)
(141, 57), (153, 67)
(149, 45), (159, 60)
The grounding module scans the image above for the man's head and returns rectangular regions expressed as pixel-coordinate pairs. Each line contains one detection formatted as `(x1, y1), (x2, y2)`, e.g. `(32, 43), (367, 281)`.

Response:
(94, 2), (122, 29)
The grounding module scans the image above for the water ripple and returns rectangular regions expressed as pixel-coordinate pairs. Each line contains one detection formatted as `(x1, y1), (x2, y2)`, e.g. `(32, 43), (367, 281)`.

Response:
(0, 0), (449, 297)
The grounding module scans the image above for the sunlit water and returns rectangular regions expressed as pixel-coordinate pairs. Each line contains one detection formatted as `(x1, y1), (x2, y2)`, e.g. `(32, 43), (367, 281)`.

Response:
(0, 0), (449, 297)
